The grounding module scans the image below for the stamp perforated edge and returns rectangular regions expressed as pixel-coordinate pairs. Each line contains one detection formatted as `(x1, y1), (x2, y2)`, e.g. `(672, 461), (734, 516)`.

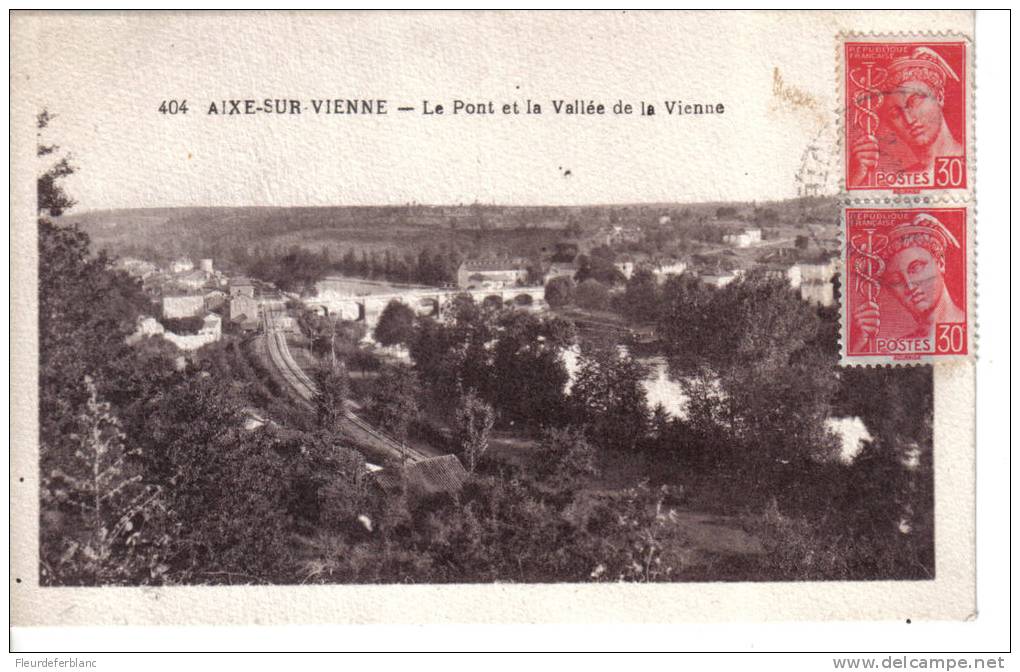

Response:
(835, 30), (975, 204)
(837, 201), (975, 368)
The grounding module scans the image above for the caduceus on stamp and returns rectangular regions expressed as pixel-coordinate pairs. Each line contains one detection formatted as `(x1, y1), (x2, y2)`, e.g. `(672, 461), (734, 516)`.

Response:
(842, 38), (971, 196)
(842, 207), (970, 364)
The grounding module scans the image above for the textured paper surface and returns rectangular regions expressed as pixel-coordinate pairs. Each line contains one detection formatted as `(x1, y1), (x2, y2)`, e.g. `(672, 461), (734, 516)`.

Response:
(10, 10), (976, 624)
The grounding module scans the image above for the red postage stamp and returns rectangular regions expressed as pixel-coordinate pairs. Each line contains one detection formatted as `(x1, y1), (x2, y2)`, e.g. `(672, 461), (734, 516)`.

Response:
(843, 39), (969, 194)
(842, 207), (970, 364)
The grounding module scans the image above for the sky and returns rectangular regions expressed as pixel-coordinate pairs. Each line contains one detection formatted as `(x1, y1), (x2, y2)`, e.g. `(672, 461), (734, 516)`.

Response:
(11, 11), (969, 211)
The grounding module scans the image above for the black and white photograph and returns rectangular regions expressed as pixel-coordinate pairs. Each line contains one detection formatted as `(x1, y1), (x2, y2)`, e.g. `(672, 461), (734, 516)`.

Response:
(10, 9), (1005, 658)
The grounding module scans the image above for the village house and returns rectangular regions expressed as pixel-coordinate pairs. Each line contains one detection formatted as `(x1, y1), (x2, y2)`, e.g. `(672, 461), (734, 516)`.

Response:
(170, 258), (194, 274)
(229, 276), (257, 298)
(162, 294), (205, 319)
(114, 257), (157, 280)
(544, 261), (579, 283)
(723, 228), (763, 248)
(230, 294), (260, 322)
(796, 256), (838, 307)
(204, 289), (227, 311)
(173, 269), (210, 291)
(651, 258), (688, 283)
(456, 259), (529, 289)
(795, 257), (839, 284)
(800, 281), (835, 307)
(199, 313), (222, 338)
(600, 225), (643, 247)
(700, 269), (745, 289)
(759, 263), (803, 290)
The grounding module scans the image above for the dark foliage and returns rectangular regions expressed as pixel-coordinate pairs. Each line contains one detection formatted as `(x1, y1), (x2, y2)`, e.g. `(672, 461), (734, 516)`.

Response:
(374, 300), (417, 347)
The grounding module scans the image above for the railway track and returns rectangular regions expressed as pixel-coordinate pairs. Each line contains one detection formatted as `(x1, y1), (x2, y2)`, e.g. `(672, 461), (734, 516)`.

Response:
(262, 310), (429, 464)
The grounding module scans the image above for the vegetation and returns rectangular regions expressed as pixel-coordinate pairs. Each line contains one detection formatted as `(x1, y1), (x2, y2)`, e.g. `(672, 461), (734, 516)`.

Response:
(453, 391), (495, 473)
(574, 279), (610, 311)
(543, 276), (575, 308)
(373, 300), (417, 347)
(38, 114), (931, 584)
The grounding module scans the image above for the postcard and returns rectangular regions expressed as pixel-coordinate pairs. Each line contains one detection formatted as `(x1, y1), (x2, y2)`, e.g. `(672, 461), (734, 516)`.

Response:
(10, 10), (977, 625)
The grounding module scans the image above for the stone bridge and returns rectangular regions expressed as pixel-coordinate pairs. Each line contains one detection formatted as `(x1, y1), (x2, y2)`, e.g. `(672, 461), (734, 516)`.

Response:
(303, 286), (546, 330)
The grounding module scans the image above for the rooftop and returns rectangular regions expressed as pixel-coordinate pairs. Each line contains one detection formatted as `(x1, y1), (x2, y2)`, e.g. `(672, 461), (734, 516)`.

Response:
(460, 259), (528, 272)
(373, 454), (469, 497)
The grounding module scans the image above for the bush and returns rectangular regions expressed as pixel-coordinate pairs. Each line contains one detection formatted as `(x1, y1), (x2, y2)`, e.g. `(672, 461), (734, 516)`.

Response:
(374, 300), (417, 346)
(544, 276), (575, 308)
(575, 279), (610, 311)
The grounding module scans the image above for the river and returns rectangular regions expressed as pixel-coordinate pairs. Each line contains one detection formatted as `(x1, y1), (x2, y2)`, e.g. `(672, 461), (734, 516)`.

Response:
(561, 346), (690, 418)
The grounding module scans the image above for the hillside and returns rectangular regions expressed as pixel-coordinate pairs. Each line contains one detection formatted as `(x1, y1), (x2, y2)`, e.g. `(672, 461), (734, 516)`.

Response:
(61, 198), (839, 276)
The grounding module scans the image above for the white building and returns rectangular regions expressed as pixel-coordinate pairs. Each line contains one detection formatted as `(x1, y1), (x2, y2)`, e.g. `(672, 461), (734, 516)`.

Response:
(796, 257), (838, 307)
(174, 270), (209, 290)
(723, 228), (763, 248)
(199, 313), (222, 338)
(651, 259), (687, 283)
(229, 277), (257, 298)
(170, 258), (195, 274)
(795, 258), (839, 283)
(204, 289), (227, 311)
(114, 257), (157, 279)
(701, 271), (740, 288)
(457, 260), (529, 289)
(800, 281), (835, 307)
(544, 262), (578, 283)
(162, 295), (205, 319)
(199, 258), (214, 273)
(230, 295), (260, 321)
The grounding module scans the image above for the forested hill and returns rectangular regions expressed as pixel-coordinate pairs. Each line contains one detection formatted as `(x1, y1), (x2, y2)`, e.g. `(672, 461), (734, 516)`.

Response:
(62, 197), (838, 270)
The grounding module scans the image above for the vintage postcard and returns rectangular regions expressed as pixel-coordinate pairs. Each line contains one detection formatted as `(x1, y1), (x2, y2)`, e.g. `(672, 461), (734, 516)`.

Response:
(10, 10), (978, 626)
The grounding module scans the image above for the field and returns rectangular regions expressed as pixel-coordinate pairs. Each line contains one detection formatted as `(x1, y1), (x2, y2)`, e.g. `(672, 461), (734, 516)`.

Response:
(62, 198), (840, 272)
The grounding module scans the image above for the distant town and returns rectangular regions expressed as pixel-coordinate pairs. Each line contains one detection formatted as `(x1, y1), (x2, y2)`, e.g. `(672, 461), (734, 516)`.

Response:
(106, 199), (841, 356)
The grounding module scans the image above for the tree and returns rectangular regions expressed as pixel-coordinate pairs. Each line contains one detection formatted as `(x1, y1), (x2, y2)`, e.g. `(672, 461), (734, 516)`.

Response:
(575, 278), (610, 311)
(544, 276), (575, 308)
(371, 365), (421, 460)
(40, 378), (169, 585)
(454, 391), (496, 473)
(313, 364), (351, 432)
(37, 110), (76, 217)
(299, 311), (366, 365)
(374, 300), (417, 347)
(570, 345), (649, 451)
(409, 315), (462, 402)
(575, 249), (626, 286)
(533, 426), (599, 484)
(658, 272), (720, 368)
(490, 311), (574, 427)
(666, 272), (840, 476)
(621, 267), (660, 322)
